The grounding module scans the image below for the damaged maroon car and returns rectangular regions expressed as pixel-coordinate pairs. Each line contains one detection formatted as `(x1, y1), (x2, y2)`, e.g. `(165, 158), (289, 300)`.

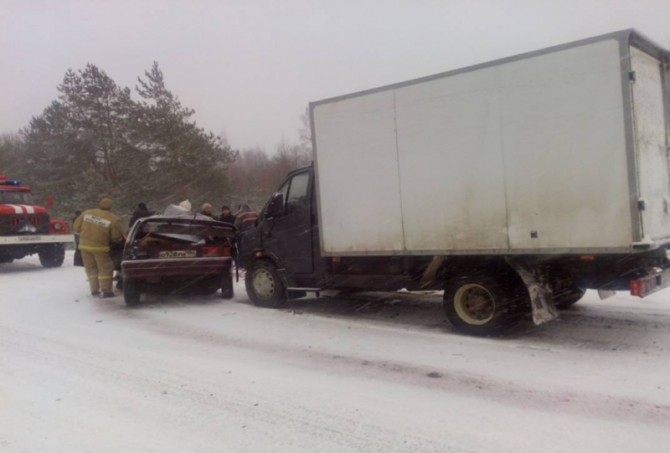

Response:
(121, 216), (236, 306)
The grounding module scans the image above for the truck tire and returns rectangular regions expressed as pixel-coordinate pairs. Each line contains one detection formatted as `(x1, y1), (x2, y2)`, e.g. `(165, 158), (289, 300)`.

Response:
(123, 278), (142, 307)
(221, 274), (234, 300)
(38, 244), (65, 268)
(554, 287), (586, 309)
(245, 260), (287, 308)
(443, 275), (523, 336)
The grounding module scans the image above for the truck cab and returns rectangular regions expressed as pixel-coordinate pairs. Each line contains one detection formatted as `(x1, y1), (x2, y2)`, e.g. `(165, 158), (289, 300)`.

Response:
(239, 166), (436, 307)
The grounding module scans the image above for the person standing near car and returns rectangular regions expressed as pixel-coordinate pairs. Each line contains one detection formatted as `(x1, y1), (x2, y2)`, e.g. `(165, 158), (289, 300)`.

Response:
(73, 198), (124, 298)
(234, 204), (258, 231)
(128, 202), (153, 229)
(218, 205), (236, 224)
(199, 203), (214, 218)
(72, 210), (83, 266)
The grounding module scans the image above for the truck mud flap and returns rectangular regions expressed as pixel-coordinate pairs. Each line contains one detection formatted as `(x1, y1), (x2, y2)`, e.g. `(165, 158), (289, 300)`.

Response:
(506, 258), (558, 326)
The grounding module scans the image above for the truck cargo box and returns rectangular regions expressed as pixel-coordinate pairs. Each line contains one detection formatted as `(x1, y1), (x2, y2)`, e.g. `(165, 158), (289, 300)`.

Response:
(311, 30), (670, 256)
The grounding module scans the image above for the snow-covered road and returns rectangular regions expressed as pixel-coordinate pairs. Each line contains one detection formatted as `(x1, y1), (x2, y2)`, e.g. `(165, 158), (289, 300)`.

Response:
(1, 253), (669, 452)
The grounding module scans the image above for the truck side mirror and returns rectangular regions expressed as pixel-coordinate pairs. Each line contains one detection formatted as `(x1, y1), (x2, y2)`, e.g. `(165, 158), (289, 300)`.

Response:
(266, 192), (285, 218)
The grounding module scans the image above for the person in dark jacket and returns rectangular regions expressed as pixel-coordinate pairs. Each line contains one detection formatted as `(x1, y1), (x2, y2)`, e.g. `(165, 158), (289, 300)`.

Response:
(128, 202), (153, 229)
(234, 204), (258, 231)
(218, 205), (236, 224)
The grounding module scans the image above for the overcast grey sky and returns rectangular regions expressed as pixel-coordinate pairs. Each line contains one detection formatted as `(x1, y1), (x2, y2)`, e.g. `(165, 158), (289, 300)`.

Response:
(1, 0), (669, 151)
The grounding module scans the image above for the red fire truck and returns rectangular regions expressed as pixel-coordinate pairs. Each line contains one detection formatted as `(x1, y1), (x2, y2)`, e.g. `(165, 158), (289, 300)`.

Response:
(0, 174), (72, 267)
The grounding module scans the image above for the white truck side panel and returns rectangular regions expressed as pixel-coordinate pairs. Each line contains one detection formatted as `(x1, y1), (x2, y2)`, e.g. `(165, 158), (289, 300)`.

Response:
(500, 40), (632, 249)
(630, 47), (670, 243)
(313, 90), (405, 253)
(313, 36), (663, 255)
(394, 68), (509, 251)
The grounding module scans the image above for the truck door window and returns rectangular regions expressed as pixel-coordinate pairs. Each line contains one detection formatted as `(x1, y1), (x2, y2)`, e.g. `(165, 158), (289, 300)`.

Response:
(268, 180), (290, 218)
(285, 172), (310, 214)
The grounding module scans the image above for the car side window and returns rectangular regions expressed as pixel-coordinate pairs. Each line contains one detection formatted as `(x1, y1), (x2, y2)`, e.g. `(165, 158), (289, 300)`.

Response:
(285, 172), (310, 215)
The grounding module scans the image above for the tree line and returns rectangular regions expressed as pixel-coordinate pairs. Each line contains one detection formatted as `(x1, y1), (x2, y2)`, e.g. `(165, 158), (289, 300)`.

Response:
(0, 63), (311, 222)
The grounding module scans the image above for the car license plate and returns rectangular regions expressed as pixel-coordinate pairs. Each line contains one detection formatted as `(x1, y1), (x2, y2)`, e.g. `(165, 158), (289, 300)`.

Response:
(159, 250), (197, 259)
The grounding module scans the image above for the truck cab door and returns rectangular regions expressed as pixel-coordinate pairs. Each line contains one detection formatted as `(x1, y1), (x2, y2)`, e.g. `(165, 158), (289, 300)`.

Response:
(261, 170), (314, 275)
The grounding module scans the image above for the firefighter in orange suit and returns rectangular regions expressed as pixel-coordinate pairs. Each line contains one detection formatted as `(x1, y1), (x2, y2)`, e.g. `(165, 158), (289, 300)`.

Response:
(73, 198), (124, 297)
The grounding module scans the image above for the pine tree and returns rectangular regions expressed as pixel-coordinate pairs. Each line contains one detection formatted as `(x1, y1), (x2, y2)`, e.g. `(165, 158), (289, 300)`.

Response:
(134, 62), (237, 206)
(22, 64), (138, 212)
(19, 62), (237, 218)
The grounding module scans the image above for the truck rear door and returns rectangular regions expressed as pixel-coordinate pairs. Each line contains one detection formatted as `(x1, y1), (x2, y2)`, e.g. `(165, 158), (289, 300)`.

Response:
(630, 46), (670, 244)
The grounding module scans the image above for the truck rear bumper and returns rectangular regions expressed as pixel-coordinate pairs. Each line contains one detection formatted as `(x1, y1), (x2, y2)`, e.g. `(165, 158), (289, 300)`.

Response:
(630, 267), (670, 298)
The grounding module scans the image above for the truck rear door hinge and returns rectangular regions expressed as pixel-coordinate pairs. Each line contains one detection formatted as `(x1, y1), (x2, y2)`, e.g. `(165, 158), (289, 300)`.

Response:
(629, 71), (636, 82)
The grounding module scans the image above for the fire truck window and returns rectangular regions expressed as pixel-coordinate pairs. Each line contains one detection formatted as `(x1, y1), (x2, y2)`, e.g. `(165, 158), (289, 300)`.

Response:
(1, 192), (32, 204)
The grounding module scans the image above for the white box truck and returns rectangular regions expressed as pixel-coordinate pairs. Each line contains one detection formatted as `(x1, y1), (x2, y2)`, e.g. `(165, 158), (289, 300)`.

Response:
(239, 29), (670, 335)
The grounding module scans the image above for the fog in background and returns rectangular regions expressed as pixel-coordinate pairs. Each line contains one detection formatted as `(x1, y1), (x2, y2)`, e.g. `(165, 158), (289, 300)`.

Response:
(2, 0), (669, 151)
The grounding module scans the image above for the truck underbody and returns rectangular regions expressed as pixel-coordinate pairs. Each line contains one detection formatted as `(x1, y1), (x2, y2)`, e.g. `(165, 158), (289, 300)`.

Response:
(243, 242), (670, 335)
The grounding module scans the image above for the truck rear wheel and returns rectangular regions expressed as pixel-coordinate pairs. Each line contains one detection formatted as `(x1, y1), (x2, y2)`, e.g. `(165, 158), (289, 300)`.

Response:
(38, 244), (65, 268)
(246, 260), (287, 308)
(443, 275), (524, 335)
(554, 286), (586, 309)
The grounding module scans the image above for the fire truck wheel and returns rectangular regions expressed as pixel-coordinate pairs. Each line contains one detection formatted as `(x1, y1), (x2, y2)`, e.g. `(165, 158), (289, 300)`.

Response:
(38, 244), (65, 268)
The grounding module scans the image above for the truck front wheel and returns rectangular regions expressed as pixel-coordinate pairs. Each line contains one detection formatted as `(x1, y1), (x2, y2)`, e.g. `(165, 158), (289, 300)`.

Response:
(246, 260), (287, 308)
(443, 276), (523, 336)
(38, 244), (65, 268)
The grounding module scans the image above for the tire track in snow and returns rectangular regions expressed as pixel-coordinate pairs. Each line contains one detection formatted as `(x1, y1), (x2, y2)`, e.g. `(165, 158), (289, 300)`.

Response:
(117, 307), (670, 429)
(0, 322), (464, 453)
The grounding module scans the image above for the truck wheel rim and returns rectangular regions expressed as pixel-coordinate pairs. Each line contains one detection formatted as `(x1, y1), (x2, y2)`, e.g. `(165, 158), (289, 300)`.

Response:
(454, 284), (495, 325)
(253, 269), (275, 299)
